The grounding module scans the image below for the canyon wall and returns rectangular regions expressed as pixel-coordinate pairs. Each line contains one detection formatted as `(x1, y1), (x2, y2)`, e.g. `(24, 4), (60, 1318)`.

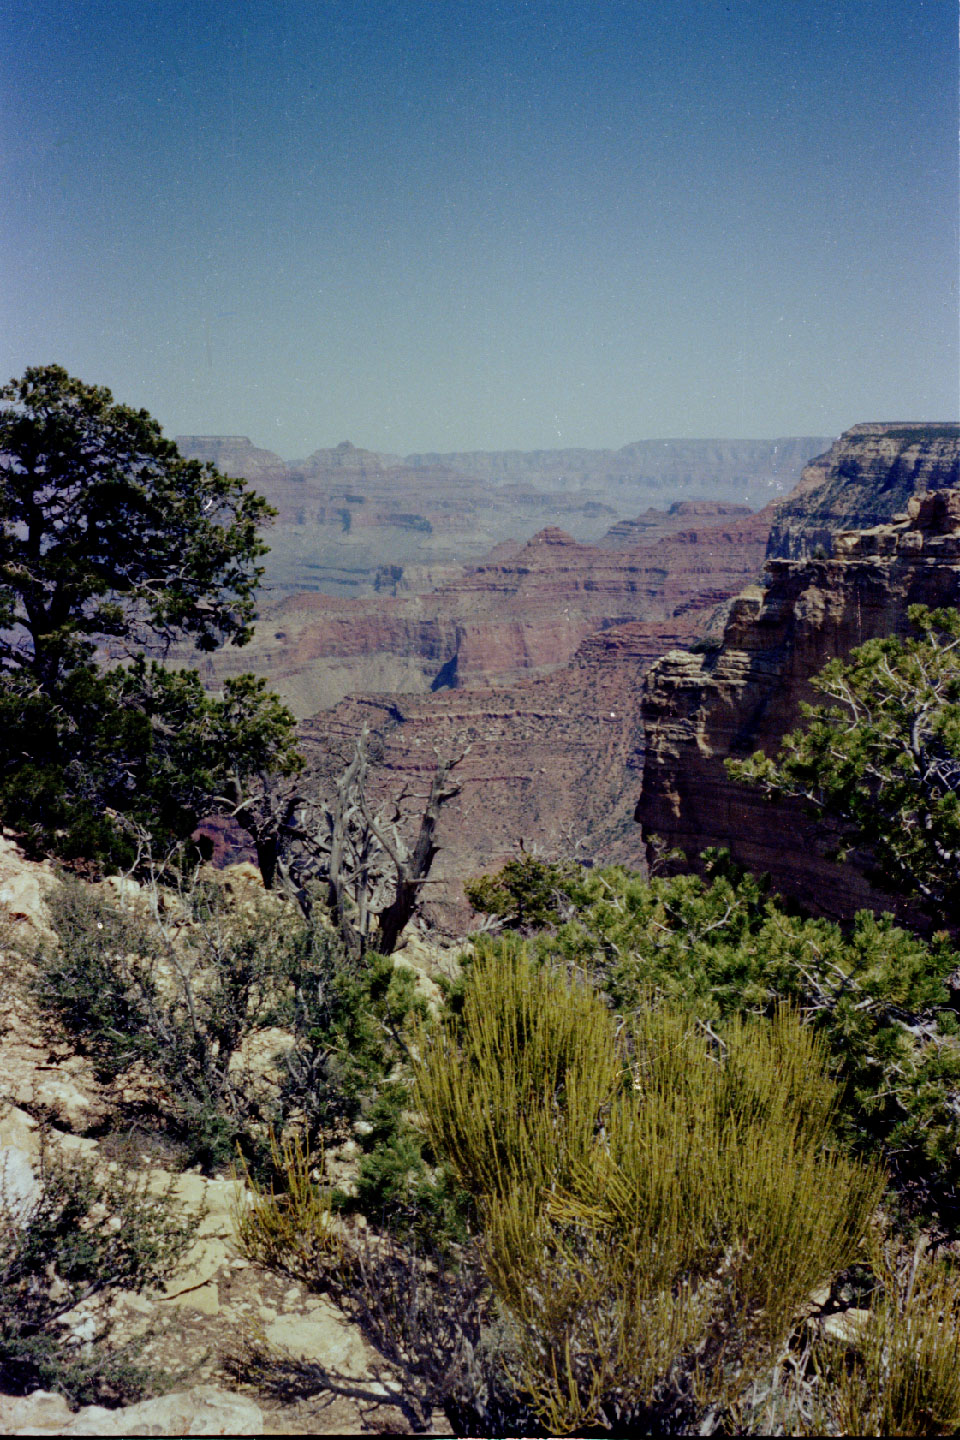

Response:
(177, 434), (831, 595)
(193, 512), (771, 717)
(635, 486), (960, 924)
(767, 422), (960, 560)
(279, 509), (776, 929)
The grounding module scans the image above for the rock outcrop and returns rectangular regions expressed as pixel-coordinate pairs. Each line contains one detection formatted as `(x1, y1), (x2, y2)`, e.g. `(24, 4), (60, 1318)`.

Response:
(295, 506), (775, 930)
(0, 843), (449, 1436)
(635, 489), (960, 923)
(192, 511), (772, 718)
(176, 434), (831, 596)
(597, 500), (753, 548)
(766, 423), (960, 560)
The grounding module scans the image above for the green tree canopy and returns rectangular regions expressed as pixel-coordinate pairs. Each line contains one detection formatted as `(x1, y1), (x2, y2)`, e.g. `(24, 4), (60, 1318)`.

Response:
(0, 365), (301, 864)
(0, 364), (271, 688)
(727, 605), (960, 925)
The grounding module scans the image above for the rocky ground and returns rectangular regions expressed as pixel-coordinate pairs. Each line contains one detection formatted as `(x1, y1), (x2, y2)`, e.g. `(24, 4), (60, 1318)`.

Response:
(0, 837), (453, 1437)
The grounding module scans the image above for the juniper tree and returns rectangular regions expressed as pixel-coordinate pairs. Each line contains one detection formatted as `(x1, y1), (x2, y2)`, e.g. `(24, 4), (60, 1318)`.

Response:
(0, 364), (301, 861)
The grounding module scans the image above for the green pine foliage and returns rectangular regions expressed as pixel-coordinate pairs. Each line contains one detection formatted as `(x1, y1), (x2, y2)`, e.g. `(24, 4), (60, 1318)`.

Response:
(464, 852), (577, 931)
(728, 604), (960, 921)
(0, 364), (302, 865)
(475, 853), (960, 1217)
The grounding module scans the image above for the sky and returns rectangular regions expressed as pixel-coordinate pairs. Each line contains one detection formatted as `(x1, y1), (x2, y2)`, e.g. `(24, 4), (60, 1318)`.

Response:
(3, 0), (958, 455)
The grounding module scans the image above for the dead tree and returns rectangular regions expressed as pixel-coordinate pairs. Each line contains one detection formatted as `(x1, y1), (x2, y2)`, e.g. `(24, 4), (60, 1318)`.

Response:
(299, 727), (466, 957)
(216, 727), (466, 957)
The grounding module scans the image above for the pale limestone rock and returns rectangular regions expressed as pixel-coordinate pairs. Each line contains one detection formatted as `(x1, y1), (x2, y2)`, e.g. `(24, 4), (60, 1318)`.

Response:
(227, 1025), (291, 1103)
(0, 1107), (38, 1156)
(821, 1307), (872, 1345)
(0, 1389), (72, 1433)
(7, 1385), (264, 1435)
(390, 955), (443, 1007)
(98, 875), (143, 907)
(0, 833), (56, 941)
(158, 1279), (220, 1316)
(264, 1294), (378, 1374)
(0, 1146), (39, 1223)
(0, 995), (107, 1135)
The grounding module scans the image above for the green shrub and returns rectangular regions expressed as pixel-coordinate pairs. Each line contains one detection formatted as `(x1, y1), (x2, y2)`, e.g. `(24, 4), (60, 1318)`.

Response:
(0, 1137), (192, 1405)
(727, 604), (960, 923)
(414, 947), (883, 1433)
(415, 937), (619, 1207)
(465, 853), (576, 931)
(813, 1237), (960, 1437)
(33, 873), (443, 1223)
(233, 1130), (340, 1280)
(501, 854), (960, 1219)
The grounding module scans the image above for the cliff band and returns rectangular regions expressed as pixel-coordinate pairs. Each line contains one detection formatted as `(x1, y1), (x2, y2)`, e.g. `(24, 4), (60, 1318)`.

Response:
(636, 485), (960, 923)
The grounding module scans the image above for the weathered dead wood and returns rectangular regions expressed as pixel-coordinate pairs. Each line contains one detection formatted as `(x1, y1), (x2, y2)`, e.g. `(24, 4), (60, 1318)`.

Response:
(225, 726), (466, 956)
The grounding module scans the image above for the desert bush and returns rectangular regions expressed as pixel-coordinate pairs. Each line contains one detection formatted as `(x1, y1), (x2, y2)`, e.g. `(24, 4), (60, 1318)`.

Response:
(33, 876), (298, 1172)
(33, 873), (446, 1221)
(233, 1128), (511, 1433)
(465, 851), (577, 932)
(0, 1137), (192, 1405)
(415, 936), (619, 1207)
(813, 1235), (960, 1437)
(413, 947), (883, 1433)
(485, 853), (960, 1219)
(233, 1130), (340, 1279)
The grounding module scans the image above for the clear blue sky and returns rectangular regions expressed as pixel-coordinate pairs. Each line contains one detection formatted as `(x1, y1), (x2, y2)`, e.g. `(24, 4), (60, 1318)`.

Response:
(3, 0), (957, 454)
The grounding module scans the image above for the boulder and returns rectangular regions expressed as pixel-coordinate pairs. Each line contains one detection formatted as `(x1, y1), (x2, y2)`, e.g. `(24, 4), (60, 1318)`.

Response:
(3, 1384), (264, 1435)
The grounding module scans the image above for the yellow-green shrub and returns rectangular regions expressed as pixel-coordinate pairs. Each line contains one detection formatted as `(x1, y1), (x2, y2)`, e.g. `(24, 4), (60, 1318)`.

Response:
(414, 944), (884, 1433)
(815, 1238), (960, 1437)
(233, 1131), (340, 1282)
(415, 937), (619, 1206)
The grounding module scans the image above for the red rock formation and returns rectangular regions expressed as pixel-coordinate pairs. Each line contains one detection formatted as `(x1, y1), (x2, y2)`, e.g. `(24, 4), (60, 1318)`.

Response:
(196, 511), (771, 717)
(598, 500), (752, 548)
(767, 422), (959, 559)
(289, 511), (775, 929)
(635, 490), (960, 925)
(176, 433), (831, 596)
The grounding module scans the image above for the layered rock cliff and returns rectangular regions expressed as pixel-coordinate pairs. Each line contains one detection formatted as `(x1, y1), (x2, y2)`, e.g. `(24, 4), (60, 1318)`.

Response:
(193, 512), (772, 717)
(767, 422), (960, 559)
(635, 488), (960, 924)
(177, 434), (830, 595)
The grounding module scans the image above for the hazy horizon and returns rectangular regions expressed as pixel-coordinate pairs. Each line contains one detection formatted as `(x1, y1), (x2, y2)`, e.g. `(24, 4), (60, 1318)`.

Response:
(4, 1), (957, 454)
(176, 431), (843, 464)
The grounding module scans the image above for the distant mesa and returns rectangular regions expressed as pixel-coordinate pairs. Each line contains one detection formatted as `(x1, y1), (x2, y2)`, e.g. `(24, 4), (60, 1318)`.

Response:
(174, 432), (834, 598)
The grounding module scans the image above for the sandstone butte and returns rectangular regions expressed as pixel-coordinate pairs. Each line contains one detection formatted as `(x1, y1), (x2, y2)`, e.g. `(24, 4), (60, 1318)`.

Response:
(636, 478), (960, 927)
(175, 433), (829, 598)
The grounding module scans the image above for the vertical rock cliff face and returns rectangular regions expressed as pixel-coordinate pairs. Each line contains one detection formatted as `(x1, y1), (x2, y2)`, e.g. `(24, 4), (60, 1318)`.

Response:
(635, 489), (960, 924)
(766, 422), (960, 559)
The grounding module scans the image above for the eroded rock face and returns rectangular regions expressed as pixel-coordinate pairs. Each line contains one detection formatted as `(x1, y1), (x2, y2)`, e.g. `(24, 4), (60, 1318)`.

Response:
(177, 433), (830, 601)
(0, 1384), (265, 1435)
(191, 511), (772, 718)
(597, 500), (753, 549)
(635, 490), (960, 923)
(767, 422), (960, 560)
(289, 511), (775, 928)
